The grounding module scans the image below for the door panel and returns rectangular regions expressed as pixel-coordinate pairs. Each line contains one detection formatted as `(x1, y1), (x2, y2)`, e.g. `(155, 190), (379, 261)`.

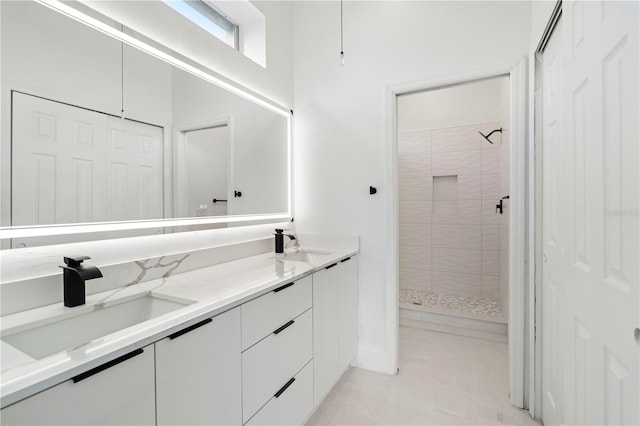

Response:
(542, 2), (639, 424)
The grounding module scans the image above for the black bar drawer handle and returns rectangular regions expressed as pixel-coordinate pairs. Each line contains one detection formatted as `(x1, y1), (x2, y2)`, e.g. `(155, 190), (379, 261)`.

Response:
(273, 320), (295, 335)
(273, 282), (294, 293)
(340, 257), (352, 263)
(325, 263), (338, 270)
(274, 377), (296, 398)
(169, 318), (213, 340)
(72, 348), (144, 383)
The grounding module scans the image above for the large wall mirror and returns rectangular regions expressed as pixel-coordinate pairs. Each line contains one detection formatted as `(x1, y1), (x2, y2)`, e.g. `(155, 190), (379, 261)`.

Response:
(0, 0), (290, 248)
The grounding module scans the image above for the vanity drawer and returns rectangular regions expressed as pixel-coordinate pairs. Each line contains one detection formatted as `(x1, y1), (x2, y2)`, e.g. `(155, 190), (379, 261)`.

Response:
(241, 274), (312, 350)
(245, 360), (314, 426)
(241, 308), (312, 422)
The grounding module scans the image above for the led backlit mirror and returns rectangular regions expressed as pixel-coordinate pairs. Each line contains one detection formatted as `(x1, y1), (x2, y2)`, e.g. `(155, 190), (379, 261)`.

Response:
(0, 0), (290, 248)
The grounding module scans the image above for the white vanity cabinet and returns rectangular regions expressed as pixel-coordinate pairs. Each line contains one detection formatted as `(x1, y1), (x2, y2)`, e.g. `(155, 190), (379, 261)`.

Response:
(241, 275), (313, 425)
(313, 256), (359, 407)
(0, 345), (155, 426)
(1, 253), (359, 426)
(155, 307), (241, 426)
(338, 256), (359, 370)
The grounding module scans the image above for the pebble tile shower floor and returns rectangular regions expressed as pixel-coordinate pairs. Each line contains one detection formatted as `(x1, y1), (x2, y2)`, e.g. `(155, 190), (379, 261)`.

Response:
(399, 288), (503, 317)
(307, 326), (540, 425)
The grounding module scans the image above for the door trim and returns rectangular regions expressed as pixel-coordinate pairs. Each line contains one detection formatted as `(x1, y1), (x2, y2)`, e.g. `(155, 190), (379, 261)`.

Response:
(386, 56), (529, 408)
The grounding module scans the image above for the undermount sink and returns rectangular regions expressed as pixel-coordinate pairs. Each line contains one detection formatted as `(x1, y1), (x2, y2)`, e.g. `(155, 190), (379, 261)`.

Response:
(1, 294), (193, 360)
(273, 249), (334, 263)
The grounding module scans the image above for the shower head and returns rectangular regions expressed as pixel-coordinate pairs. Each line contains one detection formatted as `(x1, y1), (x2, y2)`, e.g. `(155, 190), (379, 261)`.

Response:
(478, 128), (502, 144)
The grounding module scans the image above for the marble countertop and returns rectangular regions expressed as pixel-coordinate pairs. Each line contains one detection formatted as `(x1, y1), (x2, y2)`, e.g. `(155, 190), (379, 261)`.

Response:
(0, 244), (358, 409)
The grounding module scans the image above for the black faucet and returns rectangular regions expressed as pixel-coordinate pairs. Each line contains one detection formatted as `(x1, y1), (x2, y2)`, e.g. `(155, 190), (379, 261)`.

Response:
(59, 256), (103, 307)
(274, 229), (297, 254)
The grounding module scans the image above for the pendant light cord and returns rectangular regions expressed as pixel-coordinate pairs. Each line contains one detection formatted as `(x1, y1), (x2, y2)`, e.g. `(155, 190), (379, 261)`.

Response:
(340, 0), (344, 65)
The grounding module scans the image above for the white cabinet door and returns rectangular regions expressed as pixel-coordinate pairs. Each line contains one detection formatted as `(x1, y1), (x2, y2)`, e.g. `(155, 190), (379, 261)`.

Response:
(312, 263), (340, 406)
(338, 256), (358, 370)
(155, 308), (241, 426)
(0, 346), (155, 425)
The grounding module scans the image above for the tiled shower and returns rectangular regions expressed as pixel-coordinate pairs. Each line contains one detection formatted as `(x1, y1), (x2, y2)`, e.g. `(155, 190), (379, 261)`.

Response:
(397, 77), (509, 333)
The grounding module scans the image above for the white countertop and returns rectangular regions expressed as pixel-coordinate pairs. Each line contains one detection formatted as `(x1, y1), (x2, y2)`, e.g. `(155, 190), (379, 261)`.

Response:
(0, 246), (358, 408)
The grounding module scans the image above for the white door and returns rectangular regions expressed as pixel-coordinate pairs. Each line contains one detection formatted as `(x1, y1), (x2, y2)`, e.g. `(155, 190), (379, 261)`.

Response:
(11, 93), (164, 232)
(12, 92), (109, 227)
(106, 116), (163, 221)
(542, 2), (639, 425)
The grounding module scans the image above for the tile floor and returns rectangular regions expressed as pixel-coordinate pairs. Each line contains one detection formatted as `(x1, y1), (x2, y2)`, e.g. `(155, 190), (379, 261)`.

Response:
(307, 326), (541, 425)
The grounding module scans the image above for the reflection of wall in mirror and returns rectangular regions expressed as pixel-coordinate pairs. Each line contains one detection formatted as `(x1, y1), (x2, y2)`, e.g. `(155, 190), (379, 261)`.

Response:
(172, 70), (288, 216)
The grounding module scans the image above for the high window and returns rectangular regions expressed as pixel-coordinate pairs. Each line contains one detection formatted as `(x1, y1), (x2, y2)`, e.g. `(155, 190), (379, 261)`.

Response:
(164, 0), (239, 50)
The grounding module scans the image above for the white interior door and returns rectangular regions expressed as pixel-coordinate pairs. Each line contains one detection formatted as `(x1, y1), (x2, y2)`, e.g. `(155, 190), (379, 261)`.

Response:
(106, 116), (163, 221)
(12, 92), (109, 227)
(542, 2), (639, 425)
(12, 92), (164, 233)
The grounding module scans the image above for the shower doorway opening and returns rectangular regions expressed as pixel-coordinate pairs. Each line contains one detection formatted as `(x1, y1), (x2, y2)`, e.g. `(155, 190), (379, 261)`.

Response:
(389, 59), (528, 408)
(396, 76), (510, 335)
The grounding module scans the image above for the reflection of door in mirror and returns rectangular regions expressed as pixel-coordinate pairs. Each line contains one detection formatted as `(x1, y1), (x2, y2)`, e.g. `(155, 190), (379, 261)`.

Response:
(184, 125), (229, 230)
(12, 92), (164, 228)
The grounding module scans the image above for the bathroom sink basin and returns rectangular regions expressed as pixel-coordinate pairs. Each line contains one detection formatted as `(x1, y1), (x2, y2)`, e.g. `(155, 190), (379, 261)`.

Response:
(273, 249), (335, 263)
(1, 294), (192, 360)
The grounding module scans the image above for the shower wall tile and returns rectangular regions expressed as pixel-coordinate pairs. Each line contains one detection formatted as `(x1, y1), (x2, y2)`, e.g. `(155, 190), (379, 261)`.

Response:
(482, 225), (500, 251)
(482, 173), (500, 200)
(400, 247), (432, 271)
(399, 154), (431, 181)
(457, 175), (482, 200)
(432, 224), (481, 250)
(432, 200), (458, 217)
(481, 122), (502, 149)
(482, 199), (501, 224)
(432, 270), (482, 299)
(399, 173), (432, 201)
(481, 149), (500, 175)
(431, 125), (480, 154)
(482, 275), (500, 301)
(482, 250), (500, 275)
(400, 268), (432, 292)
(399, 223), (431, 247)
(399, 199), (432, 223)
(398, 130), (431, 155)
(432, 248), (481, 275)
(399, 120), (506, 310)
(432, 200), (482, 224)
(432, 149), (482, 176)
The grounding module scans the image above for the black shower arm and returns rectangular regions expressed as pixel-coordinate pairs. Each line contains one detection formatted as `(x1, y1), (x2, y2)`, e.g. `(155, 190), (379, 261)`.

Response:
(478, 128), (503, 144)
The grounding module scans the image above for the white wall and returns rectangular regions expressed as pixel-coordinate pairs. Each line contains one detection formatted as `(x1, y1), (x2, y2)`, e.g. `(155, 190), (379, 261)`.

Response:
(292, 0), (531, 373)
(82, 0), (293, 108)
(398, 77), (509, 132)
